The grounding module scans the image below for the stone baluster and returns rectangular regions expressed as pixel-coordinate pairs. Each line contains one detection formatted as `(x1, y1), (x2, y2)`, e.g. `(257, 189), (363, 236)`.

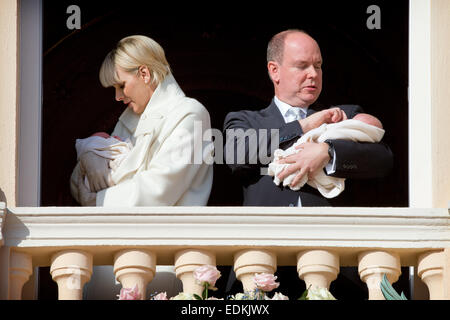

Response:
(174, 249), (216, 296)
(233, 249), (277, 292)
(9, 251), (33, 300)
(358, 250), (401, 300)
(297, 250), (339, 290)
(113, 249), (156, 300)
(50, 250), (93, 300)
(418, 250), (444, 300)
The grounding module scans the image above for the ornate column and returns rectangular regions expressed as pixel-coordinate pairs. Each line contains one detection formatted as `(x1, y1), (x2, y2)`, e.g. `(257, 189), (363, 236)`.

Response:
(174, 249), (216, 296)
(297, 250), (339, 290)
(233, 249), (277, 292)
(9, 251), (32, 300)
(418, 250), (444, 300)
(358, 250), (401, 300)
(113, 249), (156, 300)
(50, 250), (93, 300)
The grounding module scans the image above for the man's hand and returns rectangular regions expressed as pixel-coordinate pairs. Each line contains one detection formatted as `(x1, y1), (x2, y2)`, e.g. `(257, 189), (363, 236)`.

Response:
(299, 107), (347, 133)
(277, 142), (330, 187)
(79, 151), (113, 192)
(77, 175), (97, 206)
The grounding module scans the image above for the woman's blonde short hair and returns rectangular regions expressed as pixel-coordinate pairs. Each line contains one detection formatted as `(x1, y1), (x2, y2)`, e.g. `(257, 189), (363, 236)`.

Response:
(99, 35), (171, 88)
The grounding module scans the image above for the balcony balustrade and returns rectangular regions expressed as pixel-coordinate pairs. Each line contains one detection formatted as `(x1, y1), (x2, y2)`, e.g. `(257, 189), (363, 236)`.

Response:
(1, 203), (449, 300)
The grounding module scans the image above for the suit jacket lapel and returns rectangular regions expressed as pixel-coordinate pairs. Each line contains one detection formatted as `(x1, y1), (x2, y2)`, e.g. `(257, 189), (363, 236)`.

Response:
(307, 107), (316, 117)
(264, 99), (287, 128)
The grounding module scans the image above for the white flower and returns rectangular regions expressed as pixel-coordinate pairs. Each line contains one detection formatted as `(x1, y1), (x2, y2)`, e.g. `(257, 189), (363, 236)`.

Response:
(306, 286), (336, 300)
(269, 292), (289, 300)
(229, 292), (250, 300)
(229, 291), (262, 300)
(150, 292), (168, 300)
(170, 292), (194, 300)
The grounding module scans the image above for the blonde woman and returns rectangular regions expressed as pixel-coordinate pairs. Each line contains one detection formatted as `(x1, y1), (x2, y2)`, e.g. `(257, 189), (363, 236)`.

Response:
(71, 35), (213, 206)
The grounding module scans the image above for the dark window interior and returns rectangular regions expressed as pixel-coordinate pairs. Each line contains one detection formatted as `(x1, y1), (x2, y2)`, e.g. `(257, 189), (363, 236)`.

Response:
(39, 0), (410, 301)
(42, 0), (409, 207)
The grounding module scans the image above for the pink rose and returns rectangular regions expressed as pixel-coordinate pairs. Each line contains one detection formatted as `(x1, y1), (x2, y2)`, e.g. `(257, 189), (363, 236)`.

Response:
(118, 284), (141, 300)
(254, 273), (280, 292)
(151, 292), (168, 300)
(193, 265), (221, 287)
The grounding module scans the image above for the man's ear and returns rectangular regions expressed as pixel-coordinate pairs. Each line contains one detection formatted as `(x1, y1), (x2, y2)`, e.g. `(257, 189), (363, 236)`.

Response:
(138, 65), (152, 84)
(267, 61), (280, 83)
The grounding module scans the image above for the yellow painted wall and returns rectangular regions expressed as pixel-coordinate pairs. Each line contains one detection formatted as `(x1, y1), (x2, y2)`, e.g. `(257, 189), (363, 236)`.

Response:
(0, 0), (19, 207)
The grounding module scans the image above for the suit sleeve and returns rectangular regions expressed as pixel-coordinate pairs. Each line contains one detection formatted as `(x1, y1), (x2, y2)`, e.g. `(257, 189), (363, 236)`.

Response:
(327, 104), (394, 179)
(327, 139), (393, 179)
(223, 110), (303, 179)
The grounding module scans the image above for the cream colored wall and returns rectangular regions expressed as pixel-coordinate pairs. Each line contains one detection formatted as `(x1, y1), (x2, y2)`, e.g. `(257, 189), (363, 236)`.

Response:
(0, 0), (19, 207)
(431, 0), (450, 208)
(409, 0), (450, 208)
(409, 0), (433, 208)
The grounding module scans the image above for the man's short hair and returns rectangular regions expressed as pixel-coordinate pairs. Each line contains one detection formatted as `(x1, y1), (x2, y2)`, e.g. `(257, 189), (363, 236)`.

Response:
(266, 29), (310, 64)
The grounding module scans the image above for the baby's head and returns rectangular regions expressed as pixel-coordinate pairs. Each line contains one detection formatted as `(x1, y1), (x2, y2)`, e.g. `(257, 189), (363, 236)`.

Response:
(91, 132), (111, 139)
(353, 113), (383, 129)
(91, 132), (122, 141)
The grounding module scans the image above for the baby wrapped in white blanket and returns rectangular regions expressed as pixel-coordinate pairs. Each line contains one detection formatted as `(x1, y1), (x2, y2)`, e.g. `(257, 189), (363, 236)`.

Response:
(74, 132), (133, 192)
(268, 113), (385, 198)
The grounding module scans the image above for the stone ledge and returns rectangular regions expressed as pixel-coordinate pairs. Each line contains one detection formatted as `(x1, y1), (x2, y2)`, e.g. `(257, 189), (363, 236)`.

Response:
(2, 206), (450, 267)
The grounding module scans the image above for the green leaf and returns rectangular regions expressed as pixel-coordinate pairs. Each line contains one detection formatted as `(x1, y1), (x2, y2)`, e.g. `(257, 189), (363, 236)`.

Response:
(298, 289), (309, 300)
(298, 284), (311, 300)
(380, 274), (407, 300)
(193, 294), (203, 300)
(202, 283), (209, 300)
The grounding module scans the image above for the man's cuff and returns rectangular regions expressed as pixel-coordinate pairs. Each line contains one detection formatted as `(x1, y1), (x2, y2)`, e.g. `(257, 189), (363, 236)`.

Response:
(324, 141), (337, 174)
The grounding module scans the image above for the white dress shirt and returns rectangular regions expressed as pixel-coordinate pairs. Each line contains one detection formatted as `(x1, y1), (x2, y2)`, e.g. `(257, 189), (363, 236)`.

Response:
(273, 96), (336, 206)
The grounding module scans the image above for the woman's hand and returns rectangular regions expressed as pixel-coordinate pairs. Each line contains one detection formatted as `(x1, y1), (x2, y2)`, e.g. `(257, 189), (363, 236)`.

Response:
(79, 151), (113, 192)
(77, 175), (97, 206)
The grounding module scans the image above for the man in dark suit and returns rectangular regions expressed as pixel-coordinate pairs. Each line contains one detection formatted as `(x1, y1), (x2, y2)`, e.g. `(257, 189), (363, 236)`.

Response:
(221, 29), (394, 299)
(223, 29), (393, 207)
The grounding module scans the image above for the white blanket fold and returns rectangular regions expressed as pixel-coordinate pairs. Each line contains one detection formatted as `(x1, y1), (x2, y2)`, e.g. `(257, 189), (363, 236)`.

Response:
(75, 136), (133, 190)
(268, 119), (385, 198)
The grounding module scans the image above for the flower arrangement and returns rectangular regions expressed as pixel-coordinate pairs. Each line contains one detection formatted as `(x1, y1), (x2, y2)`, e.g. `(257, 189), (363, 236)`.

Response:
(192, 264), (222, 300)
(298, 285), (336, 300)
(117, 284), (141, 300)
(229, 273), (289, 300)
(150, 264), (223, 300)
(117, 265), (336, 301)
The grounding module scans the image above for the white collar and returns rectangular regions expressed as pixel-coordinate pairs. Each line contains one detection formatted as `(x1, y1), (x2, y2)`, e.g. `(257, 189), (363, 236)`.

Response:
(118, 73), (184, 134)
(273, 96), (308, 120)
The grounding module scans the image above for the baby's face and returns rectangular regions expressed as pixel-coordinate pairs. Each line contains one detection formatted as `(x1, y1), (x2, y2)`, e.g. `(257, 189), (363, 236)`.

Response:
(91, 132), (111, 139)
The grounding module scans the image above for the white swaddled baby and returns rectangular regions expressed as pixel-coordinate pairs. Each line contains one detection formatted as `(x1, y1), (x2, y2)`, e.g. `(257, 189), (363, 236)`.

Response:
(268, 113), (385, 198)
(74, 132), (133, 192)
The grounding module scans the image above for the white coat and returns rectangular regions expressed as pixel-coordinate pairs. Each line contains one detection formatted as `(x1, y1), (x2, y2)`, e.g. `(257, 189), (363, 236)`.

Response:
(72, 73), (214, 206)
